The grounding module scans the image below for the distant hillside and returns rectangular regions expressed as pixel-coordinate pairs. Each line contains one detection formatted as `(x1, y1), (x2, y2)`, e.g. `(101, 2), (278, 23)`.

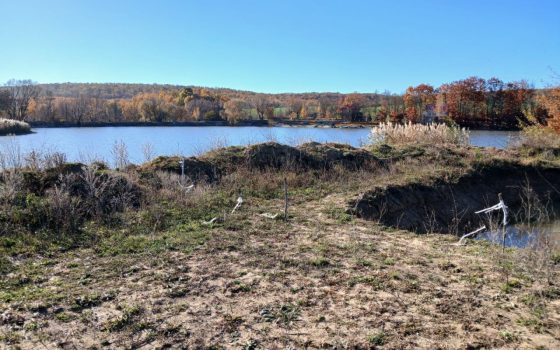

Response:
(37, 82), (373, 101)
(0, 77), (552, 130)
(38, 83), (187, 99)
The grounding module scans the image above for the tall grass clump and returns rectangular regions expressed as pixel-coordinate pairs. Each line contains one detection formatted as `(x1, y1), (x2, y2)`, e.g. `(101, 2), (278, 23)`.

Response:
(370, 122), (470, 146)
(516, 125), (560, 149)
(0, 118), (31, 136)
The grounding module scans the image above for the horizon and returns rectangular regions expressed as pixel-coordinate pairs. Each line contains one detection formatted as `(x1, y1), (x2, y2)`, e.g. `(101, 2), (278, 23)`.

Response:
(1, 0), (559, 94)
(28, 78), (554, 96)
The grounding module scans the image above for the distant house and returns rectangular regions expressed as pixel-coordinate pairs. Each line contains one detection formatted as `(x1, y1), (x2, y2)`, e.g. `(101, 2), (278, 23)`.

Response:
(421, 104), (436, 124)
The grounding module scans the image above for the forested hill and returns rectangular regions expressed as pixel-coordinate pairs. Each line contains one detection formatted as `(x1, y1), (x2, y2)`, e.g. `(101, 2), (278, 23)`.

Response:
(36, 82), (362, 101)
(38, 83), (196, 99)
(0, 77), (557, 130)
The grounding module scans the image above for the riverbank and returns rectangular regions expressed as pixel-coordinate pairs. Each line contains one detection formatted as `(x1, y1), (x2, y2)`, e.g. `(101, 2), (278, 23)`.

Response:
(27, 119), (526, 131)
(28, 119), (374, 129)
(0, 142), (558, 349)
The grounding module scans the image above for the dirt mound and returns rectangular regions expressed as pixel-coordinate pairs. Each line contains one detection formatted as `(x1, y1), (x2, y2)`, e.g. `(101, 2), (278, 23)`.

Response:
(141, 156), (217, 181)
(351, 162), (560, 234)
(299, 142), (379, 169)
(141, 142), (379, 180)
(243, 142), (313, 169)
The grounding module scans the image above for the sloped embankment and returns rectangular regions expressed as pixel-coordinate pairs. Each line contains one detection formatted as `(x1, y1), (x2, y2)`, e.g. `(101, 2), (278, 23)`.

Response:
(351, 161), (560, 234)
(140, 142), (380, 181)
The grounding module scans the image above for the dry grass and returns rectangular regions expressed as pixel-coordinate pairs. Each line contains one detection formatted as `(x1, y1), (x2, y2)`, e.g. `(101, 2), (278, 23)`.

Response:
(0, 118), (31, 136)
(516, 125), (560, 149)
(371, 122), (470, 146)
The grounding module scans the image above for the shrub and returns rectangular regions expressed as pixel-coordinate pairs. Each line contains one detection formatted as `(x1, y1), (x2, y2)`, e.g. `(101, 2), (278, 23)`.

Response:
(516, 125), (560, 149)
(370, 122), (470, 146)
(0, 118), (31, 136)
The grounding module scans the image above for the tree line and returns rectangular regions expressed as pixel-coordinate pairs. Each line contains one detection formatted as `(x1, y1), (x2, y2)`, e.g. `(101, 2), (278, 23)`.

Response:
(0, 77), (558, 130)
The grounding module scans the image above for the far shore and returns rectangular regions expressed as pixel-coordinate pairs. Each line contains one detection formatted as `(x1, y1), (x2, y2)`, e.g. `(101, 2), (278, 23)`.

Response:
(28, 119), (373, 129)
(27, 119), (522, 131)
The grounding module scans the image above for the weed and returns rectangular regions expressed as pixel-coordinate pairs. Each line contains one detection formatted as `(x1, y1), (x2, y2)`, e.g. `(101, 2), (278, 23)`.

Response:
(368, 331), (386, 345)
(107, 304), (143, 332)
(499, 330), (517, 343)
(310, 256), (330, 267)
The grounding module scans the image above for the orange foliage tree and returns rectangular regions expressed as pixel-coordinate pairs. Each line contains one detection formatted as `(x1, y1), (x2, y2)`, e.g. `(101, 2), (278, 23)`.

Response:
(539, 86), (560, 132)
(337, 93), (366, 122)
(404, 84), (435, 122)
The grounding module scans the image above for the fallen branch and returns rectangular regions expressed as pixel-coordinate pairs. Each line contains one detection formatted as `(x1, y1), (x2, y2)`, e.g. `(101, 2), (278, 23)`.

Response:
(475, 193), (508, 226)
(231, 196), (243, 214)
(260, 213), (279, 219)
(202, 217), (218, 225)
(455, 225), (486, 245)
(474, 193), (509, 251)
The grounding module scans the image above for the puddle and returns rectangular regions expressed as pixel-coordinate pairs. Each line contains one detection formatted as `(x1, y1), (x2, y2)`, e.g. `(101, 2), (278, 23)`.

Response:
(476, 220), (560, 248)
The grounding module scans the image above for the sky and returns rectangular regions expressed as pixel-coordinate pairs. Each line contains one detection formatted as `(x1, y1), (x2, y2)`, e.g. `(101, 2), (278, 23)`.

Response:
(0, 0), (559, 93)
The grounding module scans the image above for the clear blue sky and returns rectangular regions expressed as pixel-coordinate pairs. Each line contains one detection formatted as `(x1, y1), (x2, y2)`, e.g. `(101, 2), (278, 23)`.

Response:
(1, 0), (558, 93)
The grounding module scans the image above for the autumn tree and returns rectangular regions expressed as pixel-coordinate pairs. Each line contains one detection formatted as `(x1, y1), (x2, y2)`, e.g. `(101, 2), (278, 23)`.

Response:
(30, 90), (57, 122)
(337, 93), (366, 122)
(404, 84), (435, 122)
(538, 73), (560, 132)
(223, 98), (248, 122)
(318, 96), (336, 119)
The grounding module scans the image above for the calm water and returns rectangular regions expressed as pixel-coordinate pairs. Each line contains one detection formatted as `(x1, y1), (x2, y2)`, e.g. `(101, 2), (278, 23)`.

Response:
(477, 220), (560, 248)
(0, 126), (519, 163)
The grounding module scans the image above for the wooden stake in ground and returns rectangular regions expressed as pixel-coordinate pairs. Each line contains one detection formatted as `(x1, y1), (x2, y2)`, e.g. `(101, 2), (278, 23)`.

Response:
(284, 177), (288, 221)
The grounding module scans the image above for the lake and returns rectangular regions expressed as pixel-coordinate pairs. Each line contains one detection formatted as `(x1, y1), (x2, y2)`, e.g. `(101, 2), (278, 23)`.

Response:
(0, 126), (519, 164)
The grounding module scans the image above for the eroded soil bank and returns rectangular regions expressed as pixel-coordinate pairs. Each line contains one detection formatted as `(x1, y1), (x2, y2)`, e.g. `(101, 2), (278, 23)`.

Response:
(351, 162), (560, 234)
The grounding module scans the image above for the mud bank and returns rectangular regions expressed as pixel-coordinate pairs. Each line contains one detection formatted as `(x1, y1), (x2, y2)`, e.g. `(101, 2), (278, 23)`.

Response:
(351, 162), (560, 234)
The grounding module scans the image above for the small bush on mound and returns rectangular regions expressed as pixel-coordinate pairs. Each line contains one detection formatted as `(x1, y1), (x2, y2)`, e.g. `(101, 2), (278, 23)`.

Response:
(370, 122), (470, 146)
(516, 125), (560, 149)
(0, 119), (31, 136)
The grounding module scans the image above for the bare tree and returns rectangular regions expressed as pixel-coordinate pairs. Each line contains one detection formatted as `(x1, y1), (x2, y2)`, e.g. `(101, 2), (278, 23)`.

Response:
(250, 95), (270, 120)
(223, 98), (248, 122)
(288, 97), (303, 119)
(0, 90), (11, 114)
(68, 95), (91, 124)
(3, 79), (41, 121)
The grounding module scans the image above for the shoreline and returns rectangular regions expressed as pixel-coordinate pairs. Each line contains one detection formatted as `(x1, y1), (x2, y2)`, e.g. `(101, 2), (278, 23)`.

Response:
(27, 120), (521, 131)
(28, 120), (373, 129)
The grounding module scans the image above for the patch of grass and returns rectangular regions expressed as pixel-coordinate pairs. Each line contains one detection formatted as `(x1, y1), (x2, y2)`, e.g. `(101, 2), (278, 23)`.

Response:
(94, 228), (210, 257)
(260, 303), (300, 326)
(368, 331), (386, 345)
(354, 257), (373, 267)
(0, 330), (22, 345)
(228, 280), (252, 294)
(55, 311), (77, 323)
(107, 304), (144, 332)
(324, 207), (353, 223)
(517, 316), (546, 333)
(309, 256), (330, 267)
(499, 330), (517, 343)
(348, 275), (383, 289)
(383, 257), (395, 266)
(501, 279), (522, 294)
